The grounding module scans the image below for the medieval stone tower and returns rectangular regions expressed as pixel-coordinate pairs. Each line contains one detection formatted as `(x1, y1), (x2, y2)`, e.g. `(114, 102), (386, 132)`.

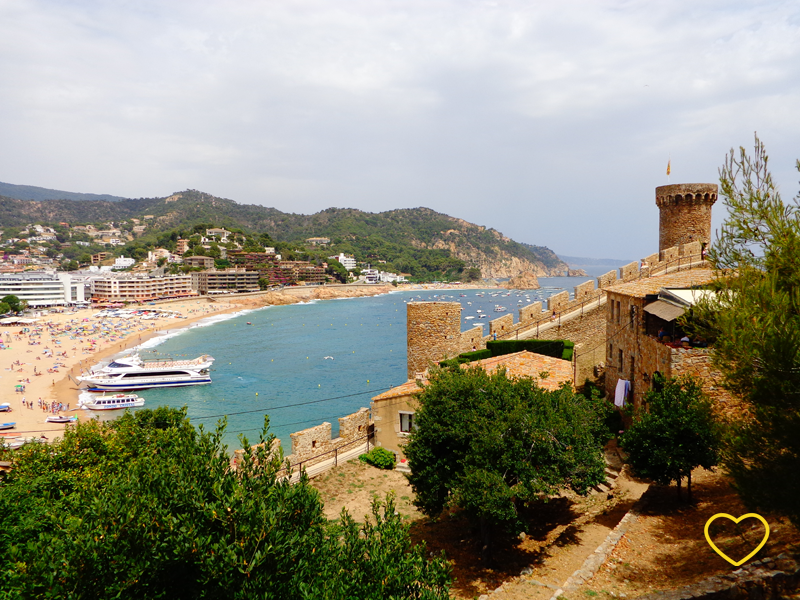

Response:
(406, 302), (462, 379)
(655, 183), (718, 252)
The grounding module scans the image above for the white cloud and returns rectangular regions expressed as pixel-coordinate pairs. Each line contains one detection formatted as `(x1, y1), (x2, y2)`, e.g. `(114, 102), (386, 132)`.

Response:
(0, 0), (798, 258)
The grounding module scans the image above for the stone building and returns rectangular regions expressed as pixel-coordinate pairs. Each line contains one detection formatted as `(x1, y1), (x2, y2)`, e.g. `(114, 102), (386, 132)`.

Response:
(655, 183), (717, 252)
(603, 268), (717, 411)
(371, 351), (574, 458)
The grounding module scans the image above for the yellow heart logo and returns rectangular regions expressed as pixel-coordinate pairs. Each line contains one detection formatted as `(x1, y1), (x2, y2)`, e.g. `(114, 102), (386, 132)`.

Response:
(704, 513), (770, 566)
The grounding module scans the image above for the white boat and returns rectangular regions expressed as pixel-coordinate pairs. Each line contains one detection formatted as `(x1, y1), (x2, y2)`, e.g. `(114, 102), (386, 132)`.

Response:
(76, 353), (214, 391)
(0, 403), (11, 412)
(0, 422), (16, 430)
(464, 316), (475, 320)
(45, 416), (77, 424)
(80, 393), (145, 411)
(478, 314), (487, 318)
(494, 306), (507, 312)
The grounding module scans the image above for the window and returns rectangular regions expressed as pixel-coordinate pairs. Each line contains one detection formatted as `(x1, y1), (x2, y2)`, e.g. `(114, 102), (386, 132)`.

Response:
(618, 349), (623, 372)
(616, 301), (621, 324)
(399, 412), (415, 434)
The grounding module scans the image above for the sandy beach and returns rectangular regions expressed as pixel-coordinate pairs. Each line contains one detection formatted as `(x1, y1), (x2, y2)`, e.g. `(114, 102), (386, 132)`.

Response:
(1, 284), (397, 445)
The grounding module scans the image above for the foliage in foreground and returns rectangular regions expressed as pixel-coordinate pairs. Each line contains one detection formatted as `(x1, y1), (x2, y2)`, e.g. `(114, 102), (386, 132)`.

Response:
(359, 447), (397, 470)
(688, 135), (800, 526)
(621, 376), (720, 501)
(0, 407), (450, 599)
(404, 366), (610, 558)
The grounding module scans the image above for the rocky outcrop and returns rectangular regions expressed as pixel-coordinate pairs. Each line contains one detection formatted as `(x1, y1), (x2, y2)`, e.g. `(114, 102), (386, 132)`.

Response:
(502, 271), (540, 289)
(567, 268), (589, 277)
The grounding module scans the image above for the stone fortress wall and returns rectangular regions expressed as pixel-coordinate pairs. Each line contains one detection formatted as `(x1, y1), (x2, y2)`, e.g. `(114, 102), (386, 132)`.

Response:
(405, 239), (710, 389)
(655, 183), (717, 252)
(232, 408), (371, 472)
(406, 301), (485, 378)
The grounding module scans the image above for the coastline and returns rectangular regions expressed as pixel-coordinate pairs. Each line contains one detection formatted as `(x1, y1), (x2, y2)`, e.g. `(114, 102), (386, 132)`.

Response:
(2, 284), (395, 444)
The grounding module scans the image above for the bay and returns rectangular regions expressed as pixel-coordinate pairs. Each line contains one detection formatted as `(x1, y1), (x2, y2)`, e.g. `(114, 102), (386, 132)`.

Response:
(120, 276), (591, 452)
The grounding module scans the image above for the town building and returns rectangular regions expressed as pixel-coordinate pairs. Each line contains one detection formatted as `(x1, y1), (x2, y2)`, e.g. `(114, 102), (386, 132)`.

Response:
(112, 256), (136, 270)
(91, 252), (111, 265)
(191, 268), (260, 294)
(90, 274), (195, 303)
(328, 253), (356, 271)
(0, 271), (85, 307)
(305, 237), (330, 246)
(205, 228), (231, 242)
(184, 256), (215, 269)
(175, 239), (190, 255)
(371, 351), (573, 458)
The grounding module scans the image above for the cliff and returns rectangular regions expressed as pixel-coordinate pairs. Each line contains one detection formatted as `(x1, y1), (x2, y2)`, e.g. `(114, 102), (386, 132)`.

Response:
(502, 271), (540, 289)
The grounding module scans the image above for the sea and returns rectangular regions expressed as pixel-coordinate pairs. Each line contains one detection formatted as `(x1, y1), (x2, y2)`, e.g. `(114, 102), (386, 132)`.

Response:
(91, 276), (591, 453)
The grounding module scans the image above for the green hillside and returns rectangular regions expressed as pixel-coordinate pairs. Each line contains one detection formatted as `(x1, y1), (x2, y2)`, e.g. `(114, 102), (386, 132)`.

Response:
(0, 189), (569, 281)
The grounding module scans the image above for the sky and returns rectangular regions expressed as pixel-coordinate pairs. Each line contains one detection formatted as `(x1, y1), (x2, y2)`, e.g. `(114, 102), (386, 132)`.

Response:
(1, 1), (799, 260)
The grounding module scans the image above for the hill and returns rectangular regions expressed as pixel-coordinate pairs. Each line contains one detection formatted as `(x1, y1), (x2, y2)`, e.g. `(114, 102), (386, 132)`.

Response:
(0, 181), (126, 202)
(0, 189), (569, 279)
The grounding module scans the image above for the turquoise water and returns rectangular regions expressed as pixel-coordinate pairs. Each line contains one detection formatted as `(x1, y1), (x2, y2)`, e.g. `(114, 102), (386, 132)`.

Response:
(125, 277), (590, 452)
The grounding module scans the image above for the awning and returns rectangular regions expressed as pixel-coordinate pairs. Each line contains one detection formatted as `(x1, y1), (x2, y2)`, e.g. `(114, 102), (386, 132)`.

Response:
(643, 300), (686, 322)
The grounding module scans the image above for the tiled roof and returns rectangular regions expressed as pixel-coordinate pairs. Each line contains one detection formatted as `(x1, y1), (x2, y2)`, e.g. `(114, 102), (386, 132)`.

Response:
(605, 268), (716, 298)
(371, 351), (573, 401)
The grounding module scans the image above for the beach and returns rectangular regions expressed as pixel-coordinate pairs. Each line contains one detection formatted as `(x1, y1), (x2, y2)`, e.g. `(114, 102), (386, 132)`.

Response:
(1, 284), (396, 444)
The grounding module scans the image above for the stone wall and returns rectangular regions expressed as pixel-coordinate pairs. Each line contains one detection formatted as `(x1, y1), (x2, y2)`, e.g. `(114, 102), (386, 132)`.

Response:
(407, 302), (462, 378)
(681, 240), (702, 256)
(284, 407), (371, 468)
(574, 279), (595, 302)
(660, 246), (679, 263)
(406, 302), (487, 377)
(656, 183), (718, 252)
(597, 270), (618, 289)
(537, 302), (607, 386)
(519, 301), (543, 324)
(635, 554), (800, 600)
(619, 261), (640, 282)
(547, 290), (570, 312)
(669, 348), (744, 422)
(489, 313), (514, 338)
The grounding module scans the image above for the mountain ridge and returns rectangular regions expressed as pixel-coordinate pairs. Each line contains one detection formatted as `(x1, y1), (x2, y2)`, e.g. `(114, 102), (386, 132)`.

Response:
(0, 186), (570, 278)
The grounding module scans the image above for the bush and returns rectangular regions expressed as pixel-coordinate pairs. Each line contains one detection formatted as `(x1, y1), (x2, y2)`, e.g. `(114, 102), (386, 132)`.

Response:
(487, 339), (572, 360)
(359, 447), (396, 470)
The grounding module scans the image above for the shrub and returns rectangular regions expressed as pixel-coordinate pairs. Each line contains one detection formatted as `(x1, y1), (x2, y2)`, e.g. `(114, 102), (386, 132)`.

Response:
(359, 447), (396, 470)
(487, 339), (571, 360)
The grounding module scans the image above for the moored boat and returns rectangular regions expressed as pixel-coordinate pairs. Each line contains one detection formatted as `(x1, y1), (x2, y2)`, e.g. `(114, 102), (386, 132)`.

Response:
(80, 393), (145, 411)
(76, 353), (214, 391)
(45, 416), (78, 424)
(0, 422), (16, 430)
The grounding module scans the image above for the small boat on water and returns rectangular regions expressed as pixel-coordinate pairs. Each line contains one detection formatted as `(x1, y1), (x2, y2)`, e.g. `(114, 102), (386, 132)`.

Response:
(464, 316), (475, 320)
(80, 393), (145, 411)
(45, 416), (78, 424)
(0, 422), (16, 430)
(0, 403), (11, 412)
(494, 306), (507, 312)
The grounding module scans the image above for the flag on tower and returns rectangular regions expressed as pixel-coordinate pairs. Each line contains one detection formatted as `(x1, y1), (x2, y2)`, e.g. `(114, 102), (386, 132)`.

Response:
(666, 160), (671, 176)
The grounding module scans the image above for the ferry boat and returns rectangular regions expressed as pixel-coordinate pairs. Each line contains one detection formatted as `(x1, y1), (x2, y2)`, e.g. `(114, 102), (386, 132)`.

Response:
(80, 393), (145, 411)
(76, 353), (214, 391)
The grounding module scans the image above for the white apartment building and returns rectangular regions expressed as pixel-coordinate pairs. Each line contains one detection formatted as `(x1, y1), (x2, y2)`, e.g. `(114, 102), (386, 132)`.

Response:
(0, 271), (85, 307)
(112, 256), (136, 270)
(329, 253), (357, 271)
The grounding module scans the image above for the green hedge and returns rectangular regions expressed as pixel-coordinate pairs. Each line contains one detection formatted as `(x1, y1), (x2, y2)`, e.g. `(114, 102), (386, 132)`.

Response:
(440, 340), (573, 367)
(439, 349), (492, 368)
(487, 339), (573, 361)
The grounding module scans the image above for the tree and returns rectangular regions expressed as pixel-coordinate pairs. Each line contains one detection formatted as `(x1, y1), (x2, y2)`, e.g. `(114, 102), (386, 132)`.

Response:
(325, 259), (348, 283)
(0, 408), (451, 599)
(620, 376), (719, 501)
(1, 294), (22, 313)
(404, 366), (609, 559)
(688, 135), (800, 525)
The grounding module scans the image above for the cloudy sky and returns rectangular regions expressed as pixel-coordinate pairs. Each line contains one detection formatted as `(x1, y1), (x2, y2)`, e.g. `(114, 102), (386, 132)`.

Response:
(1, 0), (799, 259)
